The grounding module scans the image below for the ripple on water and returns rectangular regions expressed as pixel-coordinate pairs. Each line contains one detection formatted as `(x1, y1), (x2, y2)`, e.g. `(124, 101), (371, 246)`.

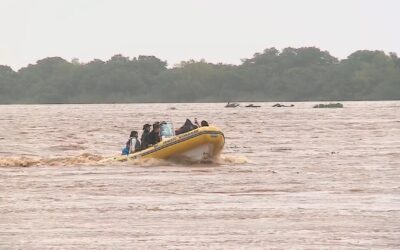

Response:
(0, 102), (399, 249)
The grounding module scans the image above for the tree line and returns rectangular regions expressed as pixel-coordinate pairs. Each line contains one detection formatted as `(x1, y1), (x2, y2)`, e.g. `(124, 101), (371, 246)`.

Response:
(0, 47), (399, 104)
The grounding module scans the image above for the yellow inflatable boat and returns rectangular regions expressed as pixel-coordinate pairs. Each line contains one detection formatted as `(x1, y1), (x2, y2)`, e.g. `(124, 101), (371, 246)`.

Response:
(117, 125), (225, 161)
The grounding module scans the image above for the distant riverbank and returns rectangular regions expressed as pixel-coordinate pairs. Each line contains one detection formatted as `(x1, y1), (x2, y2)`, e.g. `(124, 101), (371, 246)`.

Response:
(1, 47), (399, 104)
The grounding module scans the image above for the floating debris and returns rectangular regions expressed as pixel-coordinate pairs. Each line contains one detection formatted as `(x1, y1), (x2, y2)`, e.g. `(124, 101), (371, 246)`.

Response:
(245, 104), (261, 108)
(272, 103), (294, 107)
(225, 102), (240, 108)
(313, 103), (343, 108)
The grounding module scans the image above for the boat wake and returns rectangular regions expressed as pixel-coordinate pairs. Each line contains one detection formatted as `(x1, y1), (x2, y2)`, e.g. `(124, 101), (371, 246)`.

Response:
(0, 153), (249, 168)
(0, 153), (105, 168)
(217, 154), (250, 164)
(114, 154), (250, 166)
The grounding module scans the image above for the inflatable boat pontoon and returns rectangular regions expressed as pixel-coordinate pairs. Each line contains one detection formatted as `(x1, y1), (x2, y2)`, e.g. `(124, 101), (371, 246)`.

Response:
(117, 124), (225, 161)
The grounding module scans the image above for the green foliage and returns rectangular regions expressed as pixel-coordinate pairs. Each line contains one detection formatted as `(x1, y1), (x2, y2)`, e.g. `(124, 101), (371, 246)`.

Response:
(0, 47), (399, 104)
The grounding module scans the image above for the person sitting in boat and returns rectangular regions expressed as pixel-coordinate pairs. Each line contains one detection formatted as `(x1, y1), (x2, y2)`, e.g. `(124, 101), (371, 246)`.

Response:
(121, 131), (141, 155)
(140, 124), (151, 149)
(201, 120), (209, 126)
(147, 123), (161, 146)
(195, 118), (209, 127)
(175, 119), (198, 135)
(160, 121), (174, 138)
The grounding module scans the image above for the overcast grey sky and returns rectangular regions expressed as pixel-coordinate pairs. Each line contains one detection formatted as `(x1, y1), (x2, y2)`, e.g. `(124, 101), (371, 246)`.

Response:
(1, 0), (399, 69)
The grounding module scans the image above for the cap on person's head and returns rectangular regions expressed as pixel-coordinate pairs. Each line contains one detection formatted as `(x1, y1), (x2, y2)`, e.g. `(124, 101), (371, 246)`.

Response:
(143, 124), (151, 130)
(130, 131), (138, 137)
(153, 123), (160, 129)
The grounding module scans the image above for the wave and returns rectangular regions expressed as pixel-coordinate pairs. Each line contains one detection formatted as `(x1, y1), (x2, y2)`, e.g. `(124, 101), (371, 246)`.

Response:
(217, 154), (250, 164)
(0, 153), (104, 167)
(0, 153), (249, 168)
(118, 154), (250, 166)
(101, 156), (176, 167)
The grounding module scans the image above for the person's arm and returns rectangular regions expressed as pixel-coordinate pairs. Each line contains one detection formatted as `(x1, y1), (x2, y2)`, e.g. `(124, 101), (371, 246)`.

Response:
(128, 138), (134, 154)
(148, 132), (156, 145)
(157, 134), (161, 143)
(141, 134), (145, 142)
(135, 139), (141, 151)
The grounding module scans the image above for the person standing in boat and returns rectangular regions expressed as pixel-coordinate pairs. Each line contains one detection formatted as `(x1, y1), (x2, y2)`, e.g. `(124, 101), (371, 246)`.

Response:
(148, 123), (161, 146)
(140, 124), (151, 149)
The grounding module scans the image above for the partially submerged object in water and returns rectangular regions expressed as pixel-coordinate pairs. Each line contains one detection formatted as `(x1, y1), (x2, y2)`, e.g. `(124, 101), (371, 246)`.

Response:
(225, 102), (239, 108)
(272, 103), (294, 108)
(117, 125), (225, 162)
(245, 104), (261, 108)
(313, 103), (344, 108)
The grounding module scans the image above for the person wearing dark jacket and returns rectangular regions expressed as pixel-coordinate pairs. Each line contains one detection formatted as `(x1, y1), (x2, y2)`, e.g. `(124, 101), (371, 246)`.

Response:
(175, 119), (198, 135)
(147, 123), (161, 146)
(141, 124), (151, 149)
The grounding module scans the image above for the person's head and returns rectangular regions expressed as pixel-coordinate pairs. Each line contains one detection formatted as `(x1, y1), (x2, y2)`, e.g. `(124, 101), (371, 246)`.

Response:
(153, 123), (160, 132)
(201, 120), (209, 126)
(143, 124), (151, 132)
(130, 131), (138, 138)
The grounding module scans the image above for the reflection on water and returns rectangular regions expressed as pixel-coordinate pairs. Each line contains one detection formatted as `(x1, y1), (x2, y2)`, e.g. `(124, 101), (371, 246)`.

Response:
(0, 102), (400, 249)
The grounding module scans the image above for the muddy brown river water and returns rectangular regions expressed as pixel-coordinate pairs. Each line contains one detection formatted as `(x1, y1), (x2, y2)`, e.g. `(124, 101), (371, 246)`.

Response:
(0, 102), (399, 249)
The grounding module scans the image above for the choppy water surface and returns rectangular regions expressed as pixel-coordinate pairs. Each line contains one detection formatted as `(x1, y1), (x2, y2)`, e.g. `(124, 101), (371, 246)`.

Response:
(1, 102), (399, 249)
